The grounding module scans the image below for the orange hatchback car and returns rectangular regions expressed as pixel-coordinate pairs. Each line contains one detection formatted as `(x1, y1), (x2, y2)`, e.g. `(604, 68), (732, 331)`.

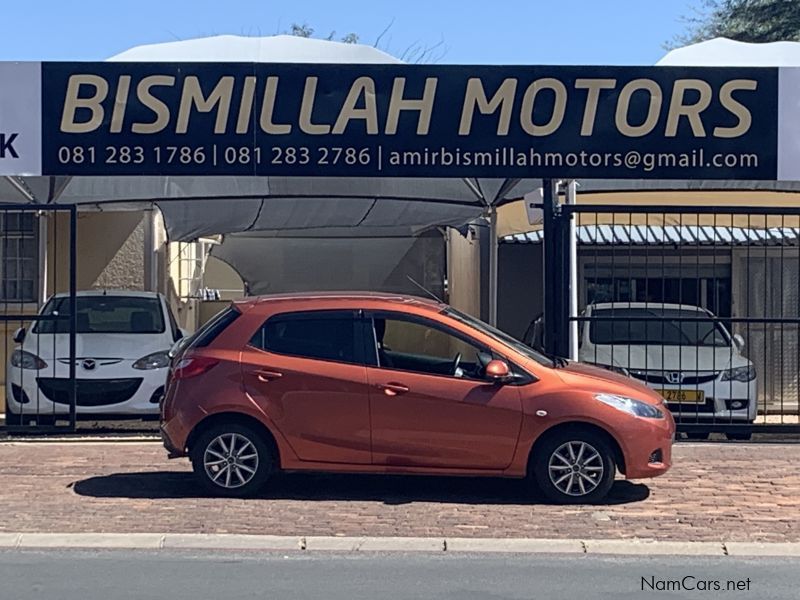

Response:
(161, 292), (674, 503)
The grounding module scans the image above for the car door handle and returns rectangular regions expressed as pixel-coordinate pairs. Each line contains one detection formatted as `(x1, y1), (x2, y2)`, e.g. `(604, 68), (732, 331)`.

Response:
(379, 382), (409, 396)
(253, 369), (283, 382)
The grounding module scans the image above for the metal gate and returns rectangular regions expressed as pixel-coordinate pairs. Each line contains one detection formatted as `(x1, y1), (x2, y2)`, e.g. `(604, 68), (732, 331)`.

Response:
(542, 192), (800, 437)
(2, 204), (76, 433)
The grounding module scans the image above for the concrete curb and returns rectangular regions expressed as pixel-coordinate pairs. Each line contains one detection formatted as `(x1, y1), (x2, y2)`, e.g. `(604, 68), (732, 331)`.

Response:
(2, 533), (800, 556)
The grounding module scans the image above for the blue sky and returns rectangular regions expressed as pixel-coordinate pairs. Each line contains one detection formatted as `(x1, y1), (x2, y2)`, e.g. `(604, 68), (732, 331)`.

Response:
(3, 0), (698, 64)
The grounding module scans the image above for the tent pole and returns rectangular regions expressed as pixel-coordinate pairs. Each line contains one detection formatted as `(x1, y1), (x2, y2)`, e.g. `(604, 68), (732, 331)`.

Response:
(566, 180), (579, 360)
(487, 205), (498, 326)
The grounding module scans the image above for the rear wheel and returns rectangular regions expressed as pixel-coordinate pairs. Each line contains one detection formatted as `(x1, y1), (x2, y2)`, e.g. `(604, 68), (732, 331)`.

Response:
(532, 430), (616, 504)
(190, 422), (273, 497)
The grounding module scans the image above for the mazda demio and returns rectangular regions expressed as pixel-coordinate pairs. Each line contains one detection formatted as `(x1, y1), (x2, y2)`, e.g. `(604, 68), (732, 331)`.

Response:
(161, 292), (674, 503)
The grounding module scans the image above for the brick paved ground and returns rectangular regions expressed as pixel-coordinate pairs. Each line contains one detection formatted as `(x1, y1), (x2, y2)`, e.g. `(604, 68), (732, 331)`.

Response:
(0, 441), (798, 542)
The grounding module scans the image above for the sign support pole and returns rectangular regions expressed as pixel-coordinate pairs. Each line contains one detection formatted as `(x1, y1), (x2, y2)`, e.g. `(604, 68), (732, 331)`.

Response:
(487, 205), (498, 326)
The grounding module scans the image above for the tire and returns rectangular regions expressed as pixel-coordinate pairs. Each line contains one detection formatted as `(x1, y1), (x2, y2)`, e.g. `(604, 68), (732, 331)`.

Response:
(4, 399), (21, 427)
(531, 429), (616, 504)
(685, 432), (710, 440)
(4, 401), (54, 428)
(190, 422), (273, 497)
(725, 431), (752, 441)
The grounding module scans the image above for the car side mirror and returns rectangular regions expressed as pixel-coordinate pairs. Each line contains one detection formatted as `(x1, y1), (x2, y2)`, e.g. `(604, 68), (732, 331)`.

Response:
(733, 333), (745, 351)
(485, 359), (511, 383)
(13, 327), (26, 344)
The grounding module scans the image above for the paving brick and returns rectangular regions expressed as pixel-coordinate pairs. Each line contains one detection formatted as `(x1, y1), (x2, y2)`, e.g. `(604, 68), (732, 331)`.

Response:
(0, 441), (799, 542)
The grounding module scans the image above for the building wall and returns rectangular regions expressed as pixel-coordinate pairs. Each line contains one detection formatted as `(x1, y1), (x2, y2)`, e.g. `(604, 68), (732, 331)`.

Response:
(446, 224), (487, 320)
(48, 211), (146, 294)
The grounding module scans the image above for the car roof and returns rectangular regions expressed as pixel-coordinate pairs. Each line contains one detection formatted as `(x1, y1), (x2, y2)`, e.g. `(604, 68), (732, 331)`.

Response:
(589, 302), (707, 312)
(49, 290), (162, 299)
(233, 291), (445, 313)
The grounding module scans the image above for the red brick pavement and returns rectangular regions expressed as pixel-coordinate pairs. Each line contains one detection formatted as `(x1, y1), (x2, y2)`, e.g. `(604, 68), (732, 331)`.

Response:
(0, 441), (798, 542)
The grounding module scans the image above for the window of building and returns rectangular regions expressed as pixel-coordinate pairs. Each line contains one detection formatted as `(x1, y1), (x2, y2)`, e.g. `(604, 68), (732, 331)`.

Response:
(0, 212), (39, 303)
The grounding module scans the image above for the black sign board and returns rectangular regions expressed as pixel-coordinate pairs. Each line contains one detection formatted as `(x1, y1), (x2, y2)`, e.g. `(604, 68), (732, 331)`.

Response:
(40, 63), (778, 178)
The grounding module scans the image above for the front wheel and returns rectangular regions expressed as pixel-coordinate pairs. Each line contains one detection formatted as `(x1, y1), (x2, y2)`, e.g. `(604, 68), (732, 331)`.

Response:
(531, 430), (616, 504)
(190, 423), (273, 497)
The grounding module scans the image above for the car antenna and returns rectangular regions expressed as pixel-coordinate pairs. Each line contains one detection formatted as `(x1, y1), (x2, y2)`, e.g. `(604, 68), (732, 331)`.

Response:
(406, 276), (443, 303)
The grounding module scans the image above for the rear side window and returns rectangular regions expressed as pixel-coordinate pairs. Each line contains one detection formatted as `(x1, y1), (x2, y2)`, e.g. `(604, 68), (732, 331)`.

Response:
(250, 310), (359, 364)
(188, 306), (240, 349)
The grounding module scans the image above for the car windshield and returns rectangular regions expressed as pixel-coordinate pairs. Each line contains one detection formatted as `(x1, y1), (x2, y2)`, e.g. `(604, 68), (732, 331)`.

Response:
(34, 296), (165, 334)
(589, 308), (731, 347)
(444, 308), (555, 367)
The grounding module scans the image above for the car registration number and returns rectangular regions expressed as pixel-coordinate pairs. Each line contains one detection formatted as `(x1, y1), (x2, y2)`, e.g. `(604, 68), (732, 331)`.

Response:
(657, 389), (705, 403)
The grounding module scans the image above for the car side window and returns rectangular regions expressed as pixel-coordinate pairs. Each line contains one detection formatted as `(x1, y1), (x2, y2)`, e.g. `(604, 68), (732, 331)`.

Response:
(250, 310), (360, 365)
(371, 314), (491, 380)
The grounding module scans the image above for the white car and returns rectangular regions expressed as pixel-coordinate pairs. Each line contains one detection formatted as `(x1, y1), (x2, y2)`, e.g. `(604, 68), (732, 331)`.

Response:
(5, 291), (183, 424)
(578, 302), (757, 439)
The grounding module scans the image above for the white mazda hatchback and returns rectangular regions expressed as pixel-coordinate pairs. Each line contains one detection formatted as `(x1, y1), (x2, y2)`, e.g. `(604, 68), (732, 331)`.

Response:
(5, 290), (183, 424)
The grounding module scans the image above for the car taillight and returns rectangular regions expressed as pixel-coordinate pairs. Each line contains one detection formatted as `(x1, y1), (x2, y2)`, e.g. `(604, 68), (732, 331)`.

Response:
(172, 356), (219, 380)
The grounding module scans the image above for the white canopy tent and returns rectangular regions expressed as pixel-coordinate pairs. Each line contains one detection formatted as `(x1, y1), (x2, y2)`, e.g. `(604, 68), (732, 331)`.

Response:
(0, 35), (544, 322)
(2, 36), (537, 235)
(577, 37), (800, 195)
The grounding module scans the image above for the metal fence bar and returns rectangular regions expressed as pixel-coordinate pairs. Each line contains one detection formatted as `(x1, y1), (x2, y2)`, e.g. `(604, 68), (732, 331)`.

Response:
(3, 205), (77, 434)
(541, 202), (800, 437)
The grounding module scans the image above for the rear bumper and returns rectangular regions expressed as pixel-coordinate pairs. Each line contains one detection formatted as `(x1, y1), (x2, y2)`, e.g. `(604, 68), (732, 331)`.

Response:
(160, 424), (185, 458)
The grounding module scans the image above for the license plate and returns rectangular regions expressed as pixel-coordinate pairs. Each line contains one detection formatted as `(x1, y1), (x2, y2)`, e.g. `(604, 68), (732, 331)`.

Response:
(657, 389), (705, 403)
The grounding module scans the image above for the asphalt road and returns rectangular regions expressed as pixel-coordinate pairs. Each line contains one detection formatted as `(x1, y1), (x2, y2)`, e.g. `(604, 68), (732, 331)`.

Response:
(1, 549), (798, 600)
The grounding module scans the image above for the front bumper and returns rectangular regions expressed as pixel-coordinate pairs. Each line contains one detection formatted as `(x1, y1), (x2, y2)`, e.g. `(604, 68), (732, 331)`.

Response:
(6, 361), (167, 416)
(615, 412), (675, 480)
(635, 379), (757, 422)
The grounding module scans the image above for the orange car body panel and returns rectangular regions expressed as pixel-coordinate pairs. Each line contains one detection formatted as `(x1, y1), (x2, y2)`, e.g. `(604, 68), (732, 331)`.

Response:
(161, 292), (674, 480)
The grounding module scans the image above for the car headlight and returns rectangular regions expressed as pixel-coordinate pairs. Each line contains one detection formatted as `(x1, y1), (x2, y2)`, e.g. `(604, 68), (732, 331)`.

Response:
(595, 393), (664, 419)
(721, 365), (756, 382)
(132, 350), (171, 370)
(10, 350), (46, 370)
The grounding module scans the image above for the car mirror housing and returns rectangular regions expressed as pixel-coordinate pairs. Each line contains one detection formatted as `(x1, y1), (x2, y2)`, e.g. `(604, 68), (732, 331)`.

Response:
(13, 327), (26, 344)
(733, 333), (746, 350)
(485, 359), (511, 382)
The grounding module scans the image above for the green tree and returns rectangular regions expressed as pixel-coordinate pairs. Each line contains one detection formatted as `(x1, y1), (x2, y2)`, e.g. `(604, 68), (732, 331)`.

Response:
(669, 0), (800, 48)
(287, 22), (359, 44)
(286, 20), (445, 63)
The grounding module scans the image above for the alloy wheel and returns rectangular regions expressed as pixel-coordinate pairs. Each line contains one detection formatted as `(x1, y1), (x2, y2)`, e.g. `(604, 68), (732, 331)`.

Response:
(203, 432), (260, 489)
(547, 440), (604, 497)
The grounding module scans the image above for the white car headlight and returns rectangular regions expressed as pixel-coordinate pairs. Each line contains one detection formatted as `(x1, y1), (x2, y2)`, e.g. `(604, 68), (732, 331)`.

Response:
(721, 365), (756, 382)
(132, 350), (171, 370)
(10, 350), (46, 370)
(595, 393), (664, 419)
